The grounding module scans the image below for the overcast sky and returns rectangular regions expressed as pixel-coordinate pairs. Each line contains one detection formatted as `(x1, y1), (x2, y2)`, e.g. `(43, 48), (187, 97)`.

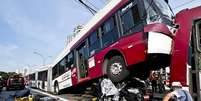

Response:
(0, 0), (201, 72)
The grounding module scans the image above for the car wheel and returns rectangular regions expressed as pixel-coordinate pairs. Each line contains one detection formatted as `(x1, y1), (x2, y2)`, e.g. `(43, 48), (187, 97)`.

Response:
(106, 56), (129, 83)
(54, 82), (60, 95)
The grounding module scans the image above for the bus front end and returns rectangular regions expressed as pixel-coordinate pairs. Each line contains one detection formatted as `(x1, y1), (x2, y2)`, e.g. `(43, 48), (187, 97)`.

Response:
(143, 0), (174, 69)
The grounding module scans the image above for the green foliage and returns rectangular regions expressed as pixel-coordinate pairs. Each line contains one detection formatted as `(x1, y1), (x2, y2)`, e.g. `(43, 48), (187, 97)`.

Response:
(0, 71), (8, 79)
(0, 71), (18, 79)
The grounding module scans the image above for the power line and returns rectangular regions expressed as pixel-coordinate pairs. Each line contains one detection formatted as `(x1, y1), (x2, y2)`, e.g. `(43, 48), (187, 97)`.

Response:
(78, 0), (97, 13)
(74, 0), (88, 11)
(173, 0), (197, 9)
(85, 0), (99, 11)
(75, 0), (97, 15)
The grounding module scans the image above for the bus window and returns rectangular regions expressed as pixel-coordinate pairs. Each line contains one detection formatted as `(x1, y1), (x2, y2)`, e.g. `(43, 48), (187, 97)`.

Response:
(120, 3), (141, 35)
(52, 65), (59, 80)
(39, 72), (42, 81)
(103, 17), (115, 33)
(59, 58), (66, 74)
(196, 22), (201, 70)
(38, 71), (47, 81)
(43, 71), (47, 81)
(197, 23), (201, 49)
(101, 16), (118, 48)
(66, 52), (74, 70)
(52, 66), (56, 80)
(143, 0), (157, 23)
(38, 73), (41, 80)
(89, 31), (101, 56)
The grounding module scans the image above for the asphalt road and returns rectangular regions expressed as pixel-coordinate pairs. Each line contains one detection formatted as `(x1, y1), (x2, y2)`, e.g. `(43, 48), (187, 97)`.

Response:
(30, 88), (95, 101)
(57, 93), (95, 101)
(0, 87), (56, 101)
(0, 86), (165, 101)
(0, 87), (16, 101)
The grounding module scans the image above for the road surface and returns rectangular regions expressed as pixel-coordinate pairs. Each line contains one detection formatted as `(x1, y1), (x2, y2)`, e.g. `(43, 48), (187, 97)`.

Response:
(0, 86), (165, 101)
(0, 87), (95, 101)
(30, 88), (95, 101)
(0, 87), (60, 101)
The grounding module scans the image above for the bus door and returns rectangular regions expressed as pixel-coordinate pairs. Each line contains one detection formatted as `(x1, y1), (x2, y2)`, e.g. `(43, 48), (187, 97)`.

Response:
(190, 19), (201, 100)
(42, 71), (47, 90)
(76, 41), (89, 80)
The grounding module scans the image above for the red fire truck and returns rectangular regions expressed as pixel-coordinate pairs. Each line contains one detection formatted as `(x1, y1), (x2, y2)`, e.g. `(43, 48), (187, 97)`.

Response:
(170, 5), (201, 101)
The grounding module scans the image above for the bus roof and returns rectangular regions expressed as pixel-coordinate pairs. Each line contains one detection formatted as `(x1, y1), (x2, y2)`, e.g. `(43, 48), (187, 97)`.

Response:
(52, 0), (125, 67)
(36, 65), (51, 72)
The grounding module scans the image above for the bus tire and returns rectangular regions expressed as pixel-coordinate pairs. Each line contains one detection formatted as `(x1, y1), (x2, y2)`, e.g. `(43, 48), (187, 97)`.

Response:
(54, 82), (60, 95)
(106, 56), (129, 83)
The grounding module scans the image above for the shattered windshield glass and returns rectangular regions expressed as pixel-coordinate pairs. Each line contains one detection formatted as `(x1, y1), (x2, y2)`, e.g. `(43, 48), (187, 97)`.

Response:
(154, 0), (173, 20)
(143, 0), (173, 26)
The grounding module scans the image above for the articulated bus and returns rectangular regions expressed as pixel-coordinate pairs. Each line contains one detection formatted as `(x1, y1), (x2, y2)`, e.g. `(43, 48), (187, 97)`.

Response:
(36, 65), (51, 92)
(50, 0), (174, 94)
(28, 72), (37, 88)
(27, 65), (52, 92)
(25, 1), (201, 100)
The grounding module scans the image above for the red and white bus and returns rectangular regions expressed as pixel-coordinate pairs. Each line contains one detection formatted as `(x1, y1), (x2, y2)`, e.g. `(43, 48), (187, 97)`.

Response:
(50, 0), (174, 94)
(25, 1), (201, 100)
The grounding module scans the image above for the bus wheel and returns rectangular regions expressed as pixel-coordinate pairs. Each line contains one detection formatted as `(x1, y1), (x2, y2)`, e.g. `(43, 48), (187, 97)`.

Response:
(54, 82), (60, 95)
(106, 56), (129, 83)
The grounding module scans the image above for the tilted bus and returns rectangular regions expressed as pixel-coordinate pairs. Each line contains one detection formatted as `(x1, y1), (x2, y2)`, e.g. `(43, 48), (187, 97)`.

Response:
(50, 0), (174, 94)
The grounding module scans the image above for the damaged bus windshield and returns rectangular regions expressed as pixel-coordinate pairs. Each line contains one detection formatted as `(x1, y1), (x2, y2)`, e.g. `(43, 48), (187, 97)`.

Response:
(143, 0), (173, 26)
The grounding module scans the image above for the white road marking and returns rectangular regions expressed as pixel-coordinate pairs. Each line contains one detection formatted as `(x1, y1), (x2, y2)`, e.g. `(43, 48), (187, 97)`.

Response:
(30, 88), (69, 101)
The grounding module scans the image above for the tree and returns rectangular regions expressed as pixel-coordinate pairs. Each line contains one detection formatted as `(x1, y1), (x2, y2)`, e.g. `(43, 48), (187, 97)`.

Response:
(0, 71), (20, 79)
(0, 71), (9, 79)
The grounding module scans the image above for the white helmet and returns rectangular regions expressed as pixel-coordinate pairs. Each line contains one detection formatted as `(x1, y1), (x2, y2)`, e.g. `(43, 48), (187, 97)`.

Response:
(172, 81), (182, 87)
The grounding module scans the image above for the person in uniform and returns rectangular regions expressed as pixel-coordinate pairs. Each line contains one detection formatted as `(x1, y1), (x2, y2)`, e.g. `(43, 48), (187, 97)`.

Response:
(163, 82), (193, 101)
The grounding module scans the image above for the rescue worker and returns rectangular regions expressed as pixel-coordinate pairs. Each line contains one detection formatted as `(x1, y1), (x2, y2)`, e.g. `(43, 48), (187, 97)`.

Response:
(163, 82), (193, 101)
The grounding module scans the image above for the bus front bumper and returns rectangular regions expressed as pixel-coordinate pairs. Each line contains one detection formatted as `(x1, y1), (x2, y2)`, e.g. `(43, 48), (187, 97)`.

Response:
(147, 32), (172, 54)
